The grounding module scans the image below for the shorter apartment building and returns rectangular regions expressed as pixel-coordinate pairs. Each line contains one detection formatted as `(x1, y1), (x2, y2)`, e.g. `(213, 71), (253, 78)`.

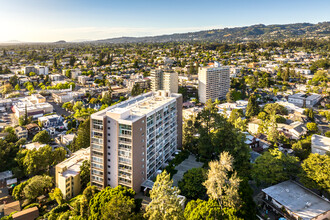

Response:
(49, 74), (63, 81)
(182, 107), (203, 120)
(55, 147), (90, 199)
(288, 93), (322, 107)
(52, 91), (84, 104)
(311, 134), (330, 155)
(14, 126), (28, 139)
(262, 181), (330, 220)
(22, 66), (48, 75)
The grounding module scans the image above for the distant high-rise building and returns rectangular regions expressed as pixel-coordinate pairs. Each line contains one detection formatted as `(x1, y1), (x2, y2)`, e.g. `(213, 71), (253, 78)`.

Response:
(150, 69), (178, 93)
(198, 62), (230, 103)
(90, 91), (182, 192)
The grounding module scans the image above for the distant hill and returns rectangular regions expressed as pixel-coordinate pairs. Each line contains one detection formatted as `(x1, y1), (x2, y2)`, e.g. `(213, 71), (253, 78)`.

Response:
(94, 22), (330, 44)
(54, 40), (66, 43)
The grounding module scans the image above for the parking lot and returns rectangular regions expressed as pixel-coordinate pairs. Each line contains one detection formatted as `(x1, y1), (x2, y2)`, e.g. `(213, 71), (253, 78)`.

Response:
(172, 155), (203, 186)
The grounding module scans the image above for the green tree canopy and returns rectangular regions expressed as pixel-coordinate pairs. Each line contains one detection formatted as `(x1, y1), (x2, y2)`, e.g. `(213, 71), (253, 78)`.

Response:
(89, 185), (136, 220)
(32, 130), (51, 144)
(252, 148), (300, 185)
(178, 168), (207, 200)
(145, 171), (184, 220)
(299, 153), (330, 193)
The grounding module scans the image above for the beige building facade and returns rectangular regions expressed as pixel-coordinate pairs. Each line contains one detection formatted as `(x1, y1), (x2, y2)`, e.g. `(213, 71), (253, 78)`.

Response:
(55, 147), (90, 199)
(150, 69), (178, 93)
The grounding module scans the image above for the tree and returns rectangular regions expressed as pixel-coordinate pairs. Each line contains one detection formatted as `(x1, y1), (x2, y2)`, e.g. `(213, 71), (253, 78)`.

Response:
(2, 84), (13, 94)
(23, 145), (52, 175)
(12, 180), (30, 200)
(325, 131), (330, 138)
(65, 69), (72, 78)
(51, 147), (66, 166)
(194, 100), (251, 175)
(203, 152), (241, 209)
(245, 94), (259, 117)
(299, 153), (330, 193)
(32, 130), (51, 144)
(49, 188), (64, 205)
(15, 84), (20, 91)
(263, 103), (288, 115)
(131, 83), (142, 96)
(62, 102), (73, 111)
(182, 118), (198, 154)
(89, 186), (136, 220)
(304, 108), (315, 121)
(71, 118), (90, 152)
(22, 175), (53, 200)
(80, 160), (90, 189)
(226, 90), (235, 103)
(184, 199), (223, 220)
(252, 148), (300, 185)
(101, 193), (136, 220)
(178, 168), (207, 200)
(257, 112), (267, 120)
(306, 122), (318, 132)
(0, 139), (19, 172)
(102, 90), (112, 106)
(292, 138), (311, 160)
(73, 101), (83, 112)
(69, 56), (76, 66)
(9, 75), (18, 86)
(145, 171), (184, 220)
(228, 109), (244, 124)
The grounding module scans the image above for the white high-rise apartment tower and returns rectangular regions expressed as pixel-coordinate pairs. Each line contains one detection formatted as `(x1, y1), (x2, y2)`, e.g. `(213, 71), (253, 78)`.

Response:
(198, 62), (230, 103)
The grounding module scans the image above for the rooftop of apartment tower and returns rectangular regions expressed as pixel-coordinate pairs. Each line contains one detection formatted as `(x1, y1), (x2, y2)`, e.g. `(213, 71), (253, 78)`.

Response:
(92, 91), (181, 121)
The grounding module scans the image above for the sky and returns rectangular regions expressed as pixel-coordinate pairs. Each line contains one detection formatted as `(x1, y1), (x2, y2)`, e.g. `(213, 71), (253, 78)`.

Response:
(0, 0), (329, 42)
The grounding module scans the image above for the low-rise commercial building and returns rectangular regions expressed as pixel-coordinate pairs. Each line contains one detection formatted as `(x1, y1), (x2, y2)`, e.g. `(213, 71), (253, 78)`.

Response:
(288, 93), (322, 107)
(12, 95), (53, 119)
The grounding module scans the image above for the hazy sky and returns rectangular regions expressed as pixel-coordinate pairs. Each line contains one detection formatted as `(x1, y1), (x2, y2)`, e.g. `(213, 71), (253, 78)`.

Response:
(0, 0), (329, 42)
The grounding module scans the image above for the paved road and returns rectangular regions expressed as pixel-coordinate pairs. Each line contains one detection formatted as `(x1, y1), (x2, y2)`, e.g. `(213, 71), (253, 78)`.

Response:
(49, 102), (71, 116)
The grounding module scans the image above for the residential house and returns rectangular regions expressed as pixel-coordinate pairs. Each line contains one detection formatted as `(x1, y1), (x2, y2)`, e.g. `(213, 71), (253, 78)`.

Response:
(14, 126), (28, 139)
(262, 181), (330, 220)
(38, 115), (63, 128)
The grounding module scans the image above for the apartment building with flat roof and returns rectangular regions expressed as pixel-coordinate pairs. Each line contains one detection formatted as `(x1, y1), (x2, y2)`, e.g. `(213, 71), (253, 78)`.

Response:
(198, 62), (230, 103)
(55, 147), (90, 199)
(90, 90), (182, 192)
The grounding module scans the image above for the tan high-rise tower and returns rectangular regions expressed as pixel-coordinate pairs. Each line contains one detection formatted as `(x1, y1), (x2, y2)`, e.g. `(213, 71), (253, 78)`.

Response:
(90, 91), (182, 192)
(150, 69), (178, 93)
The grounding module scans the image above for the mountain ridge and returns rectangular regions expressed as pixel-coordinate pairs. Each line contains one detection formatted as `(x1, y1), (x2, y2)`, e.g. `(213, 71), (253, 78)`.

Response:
(93, 22), (330, 43)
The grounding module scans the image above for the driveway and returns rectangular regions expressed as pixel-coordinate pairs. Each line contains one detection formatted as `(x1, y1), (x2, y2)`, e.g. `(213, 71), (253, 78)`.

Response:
(172, 155), (203, 186)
